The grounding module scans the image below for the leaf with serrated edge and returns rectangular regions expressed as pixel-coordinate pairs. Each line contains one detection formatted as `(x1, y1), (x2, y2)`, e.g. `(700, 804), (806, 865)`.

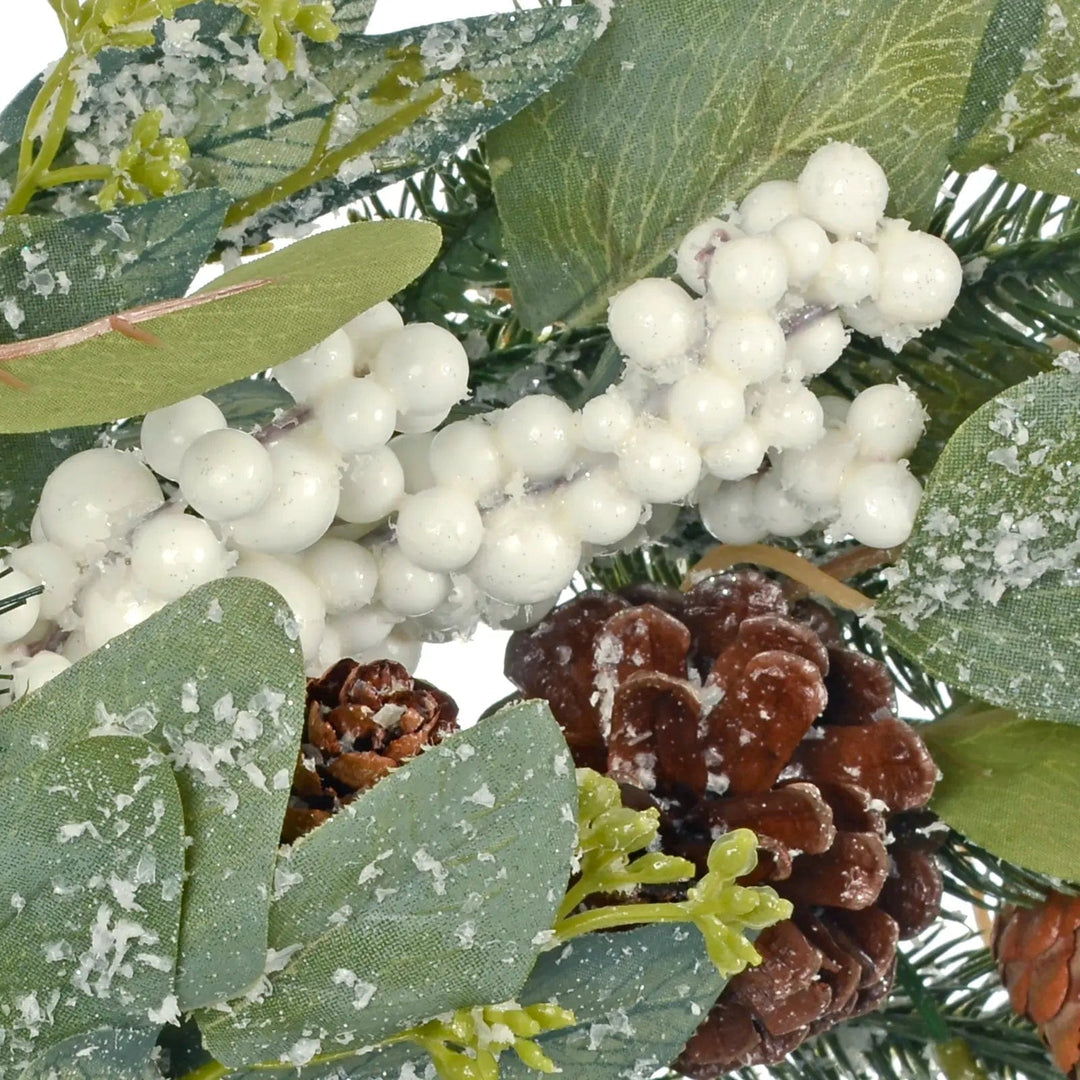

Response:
(879, 371), (1080, 725)
(923, 705), (1080, 880)
(952, 0), (1080, 198)
(0, 736), (185, 1078)
(199, 700), (578, 1069)
(488, 0), (993, 330)
(0, 218), (439, 432)
(0, 579), (306, 1011)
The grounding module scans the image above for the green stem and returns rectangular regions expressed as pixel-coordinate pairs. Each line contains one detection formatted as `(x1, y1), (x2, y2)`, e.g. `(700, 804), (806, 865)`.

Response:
(38, 163), (112, 188)
(16, 48), (78, 177)
(555, 900), (689, 939)
(7, 69), (79, 215)
(176, 1061), (231, 1080)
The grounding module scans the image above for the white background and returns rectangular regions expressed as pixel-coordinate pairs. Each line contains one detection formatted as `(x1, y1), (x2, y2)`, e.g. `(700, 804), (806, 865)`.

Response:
(0, 0), (518, 720)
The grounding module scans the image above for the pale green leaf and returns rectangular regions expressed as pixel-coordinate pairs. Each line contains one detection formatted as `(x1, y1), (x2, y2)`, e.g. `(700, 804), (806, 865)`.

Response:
(0, 218), (440, 433)
(199, 700), (578, 1069)
(879, 370), (1080, 725)
(922, 704), (1080, 880)
(0, 579), (307, 1010)
(488, 0), (994, 330)
(952, 0), (1080, 198)
(0, 736), (185, 1078)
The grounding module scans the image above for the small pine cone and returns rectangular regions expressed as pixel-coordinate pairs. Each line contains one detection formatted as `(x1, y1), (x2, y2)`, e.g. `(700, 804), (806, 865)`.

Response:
(506, 571), (941, 1076)
(282, 658), (459, 844)
(994, 892), (1080, 1076)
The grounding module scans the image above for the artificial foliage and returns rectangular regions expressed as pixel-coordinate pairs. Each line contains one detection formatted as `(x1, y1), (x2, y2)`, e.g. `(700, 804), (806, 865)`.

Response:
(1, 2), (1080, 1080)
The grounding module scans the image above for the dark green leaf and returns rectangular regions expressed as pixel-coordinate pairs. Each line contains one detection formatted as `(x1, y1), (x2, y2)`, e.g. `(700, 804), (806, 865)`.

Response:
(0, 579), (307, 1011)
(488, 0), (994, 330)
(0, 218), (440, 432)
(0, 190), (232, 346)
(879, 370), (1080, 725)
(0, 736), (185, 1078)
(922, 704), (1080, 881)
(204, 376), (294, 430)
(199, 700), (578, 1068)
(25, 1027), (163, 1080)
(952, 0), (1080, 198)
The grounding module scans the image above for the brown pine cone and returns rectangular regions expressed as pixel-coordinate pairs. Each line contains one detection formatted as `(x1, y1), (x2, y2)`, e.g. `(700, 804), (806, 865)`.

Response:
(994, 892), (1080, 1076)
(506, 571), (941, 1076)
(282, 658), (459, 844)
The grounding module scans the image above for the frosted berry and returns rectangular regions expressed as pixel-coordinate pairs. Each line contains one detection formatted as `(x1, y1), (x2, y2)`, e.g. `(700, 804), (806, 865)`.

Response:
(301, 537), (378, 614)
(371, 323), (470, 416)
(698, 478), (765, 544)
(738, 179), (800, 234)
(874, 221), (963, 328)
(362, 627), (422, 672)
(80, 569), (166, 651)
(468, 503), (581, 605)
(178, 428), (274, 522)
(140, 394), (226, 480)
(561, 472), (642, 545)
(7, 543), (80, 620)
(394, 404), (451, 434)
(753, 381), (825, 451)
(706, 236), (788, 313)
(618, 422), (701, 503)
(224, 432), (341, 555)
(9, 650), (70, 700)
(797, 142), (889, 237)
(579, 390), (636, 454)
(231, 552), (326, 659)
(773, 429), (858, 509)
(329, 605), (398, 654)
(130, 511), (232, 601)
(838, 461), (923, 548)
(272, 329), (355, 404)
(755, 471), (819, 537)
(676, 217), (741, 294)
(771, 215), (830, 288)
(395, 487), (484, 572)
(809, 240), (880, 306)
(343, 300), (404, 372)
(337, 446), (405, 524)
(314, 375), (397, 454)
(375, 545), (451, 617)
(495, 394), (577, 482)
(390, 432), (437, 494)
(429, 419), (506, 499)
(705, 312), (786, 385)
(666, 369), (745, 444)
(38, 449), (164, 558)
(701, 423), (766, 481)
(0, 568), (42, 644)
(784, 312), (849, 377)
(608, 278), (702, 376)
(846, 382), (926, 460)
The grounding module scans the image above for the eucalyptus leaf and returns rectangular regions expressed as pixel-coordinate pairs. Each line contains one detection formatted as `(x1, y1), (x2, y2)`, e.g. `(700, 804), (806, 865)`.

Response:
(0, 578), (307, 1010)
(199, 700), (578, 1069)
(25, 1027), (164, 1080)
(922, 704), (1080, 881)
(952, 0), (1080, 198)
(0, 189), (232, 346)
(0, 218), (439, 432)
(0, 735), (185, 1078)
(879, 370), (1080, 725)
(488, 0), (994, 330)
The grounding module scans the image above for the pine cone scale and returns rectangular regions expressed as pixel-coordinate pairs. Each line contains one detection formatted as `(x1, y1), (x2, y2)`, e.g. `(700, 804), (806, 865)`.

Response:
(780, 831), (891, 910)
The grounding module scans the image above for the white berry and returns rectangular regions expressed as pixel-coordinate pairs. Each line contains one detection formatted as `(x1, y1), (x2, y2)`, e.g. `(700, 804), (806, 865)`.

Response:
(314, 375), (397, 454)
(561, 472), (642, 545)
(390, 432), (437, 495)
(80, 569), (166, 652)
(301, 538), (378, 614)
(706, 312), (786, 385)
(773, 429), (857, 508)
(394, 405), (451, 434)
(608, 278), (702, 376)
(618, 423), (701, 503)
(395, 487), (484, 572)
(343, 301), (404, 373)
(468, 503), (581, 606)
(797, 142), (889, 237)
(9, 650), (70, 700)
(809, 240), (880, 306)
(272, 329), (355, 404)
(429, 419), (505, 499)
(579, 390), (636, 453)
(755, 472), (819, 537)
(839, 461), (923, 548)
(874, 221), (963, 327)
(178, 429), (274, 522)
(753, 381), (825, 451)
(225, 432), (341, 555)
(495, 395), (577, 482)
(701, 423), (766, 481)
(231, 552), (326, 659)
(39, 449), (164, 558)
(739, 180), (800, 234)
(371, 323), (470, 416)
(676, 218), (741, 294)
(375, 545), (450, 617)
(337, 447), (405, 523)
(785, 313), (850, 377)
(7, 543), (79, 620)
(130, 511), (232, 601)
(140, 395), (226, 480)
(0, 568), (42, 644)
(771, 216), (830, 288)
(706, 236), (788, 313)
(666, 369), (745, 444)
(699, 478), (765, 544)
(846, 382), (926, 460)
(358, 628), (422, 672)
(330, 606), (398, 654)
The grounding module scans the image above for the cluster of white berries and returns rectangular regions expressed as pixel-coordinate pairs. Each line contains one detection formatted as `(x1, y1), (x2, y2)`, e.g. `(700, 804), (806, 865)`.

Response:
(0, 143), (963, 701)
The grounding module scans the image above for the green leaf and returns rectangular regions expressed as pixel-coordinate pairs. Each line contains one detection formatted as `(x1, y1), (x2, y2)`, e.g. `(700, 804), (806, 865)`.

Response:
(199, 700), (578, 1069)
(0, 190), (232, 345)
(952, 0), (1080, 198)
(25, 1027), (163, 1080)
(879, 370), (1080, 725)
(922, 704), (1080, 881)
(488, 0), (994, 330)
(0, 218), (439, 432)
(0, 735), (185, 1078)
(0, 578), (307, 1011)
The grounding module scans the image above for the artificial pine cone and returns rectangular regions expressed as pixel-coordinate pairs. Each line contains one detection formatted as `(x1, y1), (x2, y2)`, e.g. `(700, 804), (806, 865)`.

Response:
(994, 892), (1080, 1077)
(505, 571), (941, 1075)
(282, 658), (459, 843)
